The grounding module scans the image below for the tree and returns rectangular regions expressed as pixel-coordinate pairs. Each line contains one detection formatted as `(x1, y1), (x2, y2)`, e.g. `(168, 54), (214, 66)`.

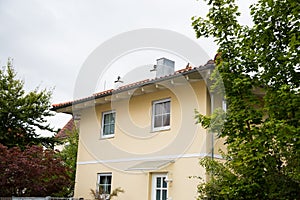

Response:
(0, 144), (72, 196)
(0, 59), (56, 149)
(192, 0), (299, 199)
(58, 125), (79, 196)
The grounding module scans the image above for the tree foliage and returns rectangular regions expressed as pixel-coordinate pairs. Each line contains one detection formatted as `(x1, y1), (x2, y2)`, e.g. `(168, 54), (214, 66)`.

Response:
(0, 144), (72, 197)
(58, 125), (79, 196)
(0, 59), (72, 196)
(192, 0), (299, 199)
(0, 59), (56, 149)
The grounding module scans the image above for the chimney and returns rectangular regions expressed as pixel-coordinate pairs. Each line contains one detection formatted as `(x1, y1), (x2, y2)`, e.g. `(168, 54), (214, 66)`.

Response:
(155, 58), (175, 78)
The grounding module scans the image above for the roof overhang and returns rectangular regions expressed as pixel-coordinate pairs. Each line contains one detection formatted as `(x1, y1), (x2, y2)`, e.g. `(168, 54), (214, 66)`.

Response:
(52, 64), (215, 114)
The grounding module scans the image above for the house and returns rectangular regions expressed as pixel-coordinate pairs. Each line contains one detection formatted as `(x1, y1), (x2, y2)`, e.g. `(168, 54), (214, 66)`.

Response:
(56, 118), (75, 140)
(52, 58), (225, 200)
(54, 118), (78, 151)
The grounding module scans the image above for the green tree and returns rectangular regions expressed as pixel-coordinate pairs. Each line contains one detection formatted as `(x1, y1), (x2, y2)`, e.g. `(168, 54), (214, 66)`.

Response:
(192, 0), (299, 199)
(58, 125), (79, 196)
(0, 59), (56, 149)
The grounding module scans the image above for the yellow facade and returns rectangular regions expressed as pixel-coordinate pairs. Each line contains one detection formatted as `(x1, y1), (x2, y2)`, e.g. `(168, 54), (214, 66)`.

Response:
(52, 61), (227, 200)
(67, 76), (225, 200)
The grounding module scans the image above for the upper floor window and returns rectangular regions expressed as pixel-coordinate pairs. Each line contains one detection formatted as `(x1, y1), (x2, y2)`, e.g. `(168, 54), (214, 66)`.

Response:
(152, 98), (170, 131)
(101, 111), (115, 138)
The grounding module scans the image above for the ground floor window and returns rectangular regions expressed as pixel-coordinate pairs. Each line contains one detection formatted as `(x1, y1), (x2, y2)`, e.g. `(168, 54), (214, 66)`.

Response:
(152, 173), (168, 200)
(97, 172), (112, 197)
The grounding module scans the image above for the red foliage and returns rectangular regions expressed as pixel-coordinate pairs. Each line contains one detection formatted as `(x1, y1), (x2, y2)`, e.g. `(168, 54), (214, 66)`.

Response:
(0, 144), (72, 197)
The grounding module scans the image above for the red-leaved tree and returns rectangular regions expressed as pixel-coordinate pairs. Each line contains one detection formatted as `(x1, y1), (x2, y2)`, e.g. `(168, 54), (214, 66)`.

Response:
(0, 144), (72, 197)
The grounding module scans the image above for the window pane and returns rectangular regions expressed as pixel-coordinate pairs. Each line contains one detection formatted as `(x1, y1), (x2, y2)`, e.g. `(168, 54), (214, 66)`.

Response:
(100, 176), (107, 184)
(111, 112), (115, 123)
(155, 103), (163, 115)
(101, 185), (108, 194)
(154, 115), (162, 128)
(156, 177), (161, 188)
(100, 176), (104, 184)
(99, 185), (104, 193)
(107, 175), (112, 183)
(162, 177), (167, 188)
(99, 185), (109, 194)
(103, 125), (110, 135)
(107, 185), (111, 194)
(104, 112), (115, 124)
(104, 113), (110, 123)
(163, 101), (170, 113)
(110, 124), (115, 134)
(162, 190), (167, 200)
(156, 190), (161, 200)
(162, 114), (170, 126)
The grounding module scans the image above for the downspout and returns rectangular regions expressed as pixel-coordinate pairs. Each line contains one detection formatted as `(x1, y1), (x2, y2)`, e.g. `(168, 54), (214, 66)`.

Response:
(210, 93), (214, 160)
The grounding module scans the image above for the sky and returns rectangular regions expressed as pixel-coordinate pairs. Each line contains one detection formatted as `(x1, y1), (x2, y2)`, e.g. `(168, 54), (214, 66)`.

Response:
(0, 0), (256, 136)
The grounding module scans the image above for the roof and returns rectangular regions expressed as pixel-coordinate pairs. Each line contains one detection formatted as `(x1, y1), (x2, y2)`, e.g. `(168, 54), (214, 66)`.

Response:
(52, 60), (215, 112)
(55, 118), (75, 139)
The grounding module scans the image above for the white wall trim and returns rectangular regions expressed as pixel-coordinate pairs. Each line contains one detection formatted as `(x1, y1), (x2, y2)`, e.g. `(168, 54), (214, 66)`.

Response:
(77, 153), (223, 165)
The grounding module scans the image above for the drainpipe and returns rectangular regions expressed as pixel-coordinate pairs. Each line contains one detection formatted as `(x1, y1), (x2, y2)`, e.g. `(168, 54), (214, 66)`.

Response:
(210, 93), (214, 160)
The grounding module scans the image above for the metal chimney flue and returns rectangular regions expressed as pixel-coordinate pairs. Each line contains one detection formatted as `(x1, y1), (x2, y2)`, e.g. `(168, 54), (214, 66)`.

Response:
(155, 58), (175, 78)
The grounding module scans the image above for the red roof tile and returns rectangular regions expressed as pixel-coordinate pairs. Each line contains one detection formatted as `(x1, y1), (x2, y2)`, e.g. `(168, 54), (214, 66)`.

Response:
(116, 79), (150, 91)
(55, 118), (75, 139)
(52, 61), (215, 111)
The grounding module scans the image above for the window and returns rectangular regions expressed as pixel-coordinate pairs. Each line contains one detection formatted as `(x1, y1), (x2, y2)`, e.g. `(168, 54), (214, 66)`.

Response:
(152, 173), (168, 200)
(152, 99), (170, 131)
(101, 111), (116, 138)
(97, 173), (112, 198)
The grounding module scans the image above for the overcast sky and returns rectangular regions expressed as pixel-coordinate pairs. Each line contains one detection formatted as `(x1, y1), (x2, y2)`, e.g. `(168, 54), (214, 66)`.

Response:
(0, 0), (256, 136)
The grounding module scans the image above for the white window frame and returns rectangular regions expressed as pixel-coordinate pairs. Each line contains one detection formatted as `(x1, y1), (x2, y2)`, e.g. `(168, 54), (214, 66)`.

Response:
(151, 173), (168, 200)
(101, 110), (116, 138)
(97, 173), (112, 199)
(152, 98), (171, 132)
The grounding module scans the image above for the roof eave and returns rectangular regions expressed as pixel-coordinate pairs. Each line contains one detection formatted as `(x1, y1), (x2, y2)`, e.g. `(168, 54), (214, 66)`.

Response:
(51, 65), (215, 113)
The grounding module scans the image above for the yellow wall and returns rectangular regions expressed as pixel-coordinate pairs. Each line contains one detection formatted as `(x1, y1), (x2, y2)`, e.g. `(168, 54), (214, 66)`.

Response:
(74, 79), (225, 199)
(75, 157), (206, 199)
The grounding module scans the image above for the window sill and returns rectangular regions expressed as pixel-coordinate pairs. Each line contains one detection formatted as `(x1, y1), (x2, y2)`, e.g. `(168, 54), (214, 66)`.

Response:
(100, 135), (115, 140)
(151, 126), (171, 133)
